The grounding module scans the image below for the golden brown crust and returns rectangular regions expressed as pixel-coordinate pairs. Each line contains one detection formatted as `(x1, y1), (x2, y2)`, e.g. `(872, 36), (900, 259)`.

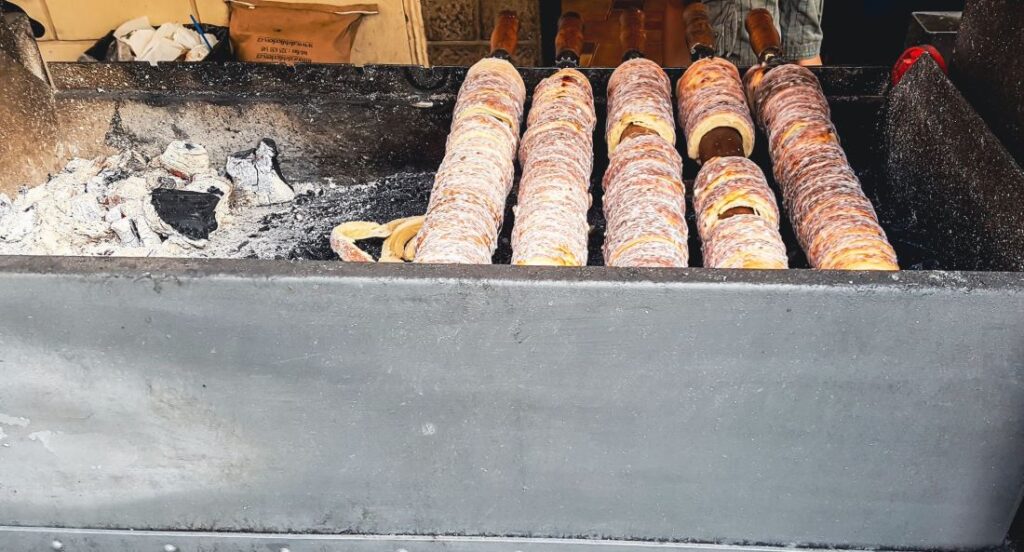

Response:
(694, 156), (787, 269)
(748, 63), (898, 271)
(512, 70), (596, 266)
(415, 58), (526, 265)
(606, 58), (676, 155)
(676, 57), (756, 161)
(602, 134), (688, 267)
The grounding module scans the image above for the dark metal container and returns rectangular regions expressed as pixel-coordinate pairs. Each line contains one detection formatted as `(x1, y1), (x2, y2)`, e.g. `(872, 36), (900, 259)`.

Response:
(1, 30), (1023, 552)
(905, 11), (961, 64)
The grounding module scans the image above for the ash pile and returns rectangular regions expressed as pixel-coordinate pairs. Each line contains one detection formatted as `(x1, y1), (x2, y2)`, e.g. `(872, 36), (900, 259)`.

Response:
(0, 139), (297, 258)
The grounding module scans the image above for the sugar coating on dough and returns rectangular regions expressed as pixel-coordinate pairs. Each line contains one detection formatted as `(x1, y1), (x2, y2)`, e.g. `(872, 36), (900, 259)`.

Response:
(512, 68), (597, 267)
(602, 133), (688, 267)
(677, 57), (756, 161)
(748, 63), (897, 271)
(694, 156), (787, 269)
(415, 57), (526, 264)
(606, 58), (676, 155)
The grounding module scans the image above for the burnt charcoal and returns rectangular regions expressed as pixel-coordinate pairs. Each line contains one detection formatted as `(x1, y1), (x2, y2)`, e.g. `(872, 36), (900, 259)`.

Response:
(952, 0), (1024, 168)
(99, 168), (128, 185)
(150, 188), (220, 240)
(238, 172), (432, 260)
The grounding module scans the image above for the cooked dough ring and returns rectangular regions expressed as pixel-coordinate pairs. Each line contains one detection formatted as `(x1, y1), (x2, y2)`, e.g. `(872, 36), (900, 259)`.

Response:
(676, 57), (756, 161)
(693, 156), (787, 269)
(742, 65), (766, 112)
(748, 63), (898, 271)
(702, 215), (788, 269)
(606, 58), (676, 155)
(601, 133), (688, 267)
(694, 157), (779, 234)
(606, 114), (676, 156)
(685, 114), (756, 160)
(512, 68), (596, 266)
(414, 57), (526, 265)
(452, 57), (527, 129)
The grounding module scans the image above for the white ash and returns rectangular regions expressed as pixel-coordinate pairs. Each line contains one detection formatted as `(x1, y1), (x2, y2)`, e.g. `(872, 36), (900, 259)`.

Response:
(0, 141), (288, 258)
(225, 139), (296, 207)
(0, 152), (171, 257)
(0, 193), (13, 227)
(157, 141), (212, 178)
(0, 140), (433, 260)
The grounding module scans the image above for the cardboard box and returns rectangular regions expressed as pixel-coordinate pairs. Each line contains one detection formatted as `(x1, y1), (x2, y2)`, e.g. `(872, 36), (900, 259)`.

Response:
(27, 0), (426, 64)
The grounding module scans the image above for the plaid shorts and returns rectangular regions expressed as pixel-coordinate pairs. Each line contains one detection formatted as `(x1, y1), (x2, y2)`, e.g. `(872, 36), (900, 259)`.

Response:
(704, 0), (824, 66)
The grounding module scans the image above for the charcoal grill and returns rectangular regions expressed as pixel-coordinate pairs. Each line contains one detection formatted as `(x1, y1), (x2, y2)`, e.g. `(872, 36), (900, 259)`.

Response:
(1, 29), (1023, 552)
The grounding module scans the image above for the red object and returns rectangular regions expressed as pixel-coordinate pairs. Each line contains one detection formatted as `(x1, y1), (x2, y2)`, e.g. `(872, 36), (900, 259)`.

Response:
(892, 45), (948, 86)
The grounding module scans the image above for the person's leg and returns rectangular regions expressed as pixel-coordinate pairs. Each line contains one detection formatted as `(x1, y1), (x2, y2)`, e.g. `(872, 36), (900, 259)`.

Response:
(705, 0), (780, 67)
(780, 0), (824, 65)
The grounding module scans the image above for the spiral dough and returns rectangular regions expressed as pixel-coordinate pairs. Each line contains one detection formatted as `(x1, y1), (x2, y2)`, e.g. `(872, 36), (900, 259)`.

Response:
(510, 69), (597, 266)
(605, 58), (676, 155)
(746, 64), (898, 270)
(676, 57), (756, 161)
(414, 58), (526, 264)
(602, 60), (688, 267)
(602, 134), (689, 267)
(693, 157), (788, 269)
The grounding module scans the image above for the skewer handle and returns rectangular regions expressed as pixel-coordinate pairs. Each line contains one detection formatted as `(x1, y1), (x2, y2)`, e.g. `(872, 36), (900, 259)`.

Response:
(745, 8), (783, 63)
(620, 8), (646, 60)
(555, 11), (585, 67)
(683, 2), (716, 58)
(490, 10), (520, 59)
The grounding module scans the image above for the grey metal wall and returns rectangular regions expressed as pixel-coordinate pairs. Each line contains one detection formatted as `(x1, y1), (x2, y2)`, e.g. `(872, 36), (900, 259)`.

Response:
(1, 257), (1023, 550)
(2, 28), (1024, 550)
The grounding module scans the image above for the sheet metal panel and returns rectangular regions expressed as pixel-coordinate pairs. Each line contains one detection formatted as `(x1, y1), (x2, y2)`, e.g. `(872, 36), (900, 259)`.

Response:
(7, 527), (985, 552)
(883, 56), (1024, 271)
(0, 258), (1022, 549)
